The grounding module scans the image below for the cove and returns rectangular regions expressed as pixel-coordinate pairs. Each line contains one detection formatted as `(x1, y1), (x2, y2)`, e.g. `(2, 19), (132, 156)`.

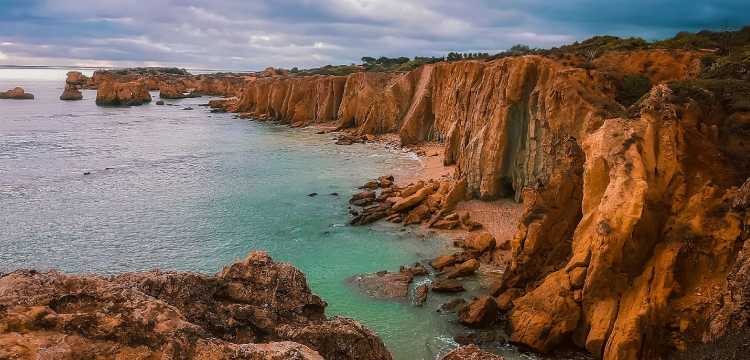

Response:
(0, 78), (528, 359)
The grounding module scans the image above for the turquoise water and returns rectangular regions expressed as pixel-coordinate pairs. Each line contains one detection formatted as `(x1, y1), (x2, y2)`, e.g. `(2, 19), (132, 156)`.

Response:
(0, 75), (530, 359)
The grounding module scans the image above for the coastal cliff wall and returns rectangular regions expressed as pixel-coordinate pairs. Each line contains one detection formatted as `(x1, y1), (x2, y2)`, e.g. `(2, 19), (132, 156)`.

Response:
(91, 48), (748, 359)
(218, 50), (748, 359)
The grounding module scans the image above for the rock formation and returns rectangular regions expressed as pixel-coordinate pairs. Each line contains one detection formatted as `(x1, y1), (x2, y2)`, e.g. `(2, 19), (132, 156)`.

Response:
(95, 80), (152, 106)
(0, 251), (391, 360)
(60, 71), (86, 100)
(0, 87), (34, 99)
(68, 30), (750, 358)
(202, 44), (750, 359)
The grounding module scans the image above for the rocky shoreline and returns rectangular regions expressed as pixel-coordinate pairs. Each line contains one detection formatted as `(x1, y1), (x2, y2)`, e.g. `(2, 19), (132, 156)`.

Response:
(20, 27), (750, 359)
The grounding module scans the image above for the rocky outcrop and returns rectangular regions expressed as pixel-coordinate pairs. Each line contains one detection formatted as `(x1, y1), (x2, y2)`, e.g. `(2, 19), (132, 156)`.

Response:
(60, 72), (85, 101)
(0, 87), (34, 99)
(0, 251), (391, 360)
(95, 80), (152, 106)
(504, 84), (750, 359)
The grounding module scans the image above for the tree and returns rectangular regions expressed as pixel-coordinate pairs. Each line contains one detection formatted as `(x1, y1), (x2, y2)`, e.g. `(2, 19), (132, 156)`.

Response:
(509, 44), (531, 54)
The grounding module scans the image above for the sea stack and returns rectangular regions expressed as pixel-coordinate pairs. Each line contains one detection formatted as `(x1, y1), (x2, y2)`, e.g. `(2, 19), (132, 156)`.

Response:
(59, 71), (85, 100)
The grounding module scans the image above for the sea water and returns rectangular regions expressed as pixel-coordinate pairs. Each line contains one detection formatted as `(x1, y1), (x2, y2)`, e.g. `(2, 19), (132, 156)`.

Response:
(0, 70), (530, 359)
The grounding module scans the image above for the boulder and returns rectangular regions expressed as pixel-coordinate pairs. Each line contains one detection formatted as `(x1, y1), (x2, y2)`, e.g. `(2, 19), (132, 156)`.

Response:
(462, 232), (496, 253)
(459, 296), (498, 327)
(442, 259), (479, 279)
(0, 87), (33, 99)
(403, 204), (430, 225)
(391, 186), (433, 212)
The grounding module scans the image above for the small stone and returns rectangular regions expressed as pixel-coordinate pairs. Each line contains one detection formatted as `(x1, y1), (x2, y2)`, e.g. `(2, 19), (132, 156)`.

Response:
(307, 192), (318, 197)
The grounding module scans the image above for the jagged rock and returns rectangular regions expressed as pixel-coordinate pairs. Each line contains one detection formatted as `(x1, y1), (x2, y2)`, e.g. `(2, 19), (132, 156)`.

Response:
(414, 284), (428, 306)
(459, 296), (498, 327)
(392, 186), (433, 212)
(59, 84), (83, 100)
(0, 251), (391, 360)
(442, 259), (480, 279)
(404, 204), (430, 225)
(0, 87), (33, 99)
(431, 252), (473, 271)
(441, 345), (504, 360)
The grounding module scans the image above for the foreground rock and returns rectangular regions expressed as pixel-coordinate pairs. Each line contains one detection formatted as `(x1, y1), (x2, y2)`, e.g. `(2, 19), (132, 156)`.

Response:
(96, 80), (152, 106)
(0, 87), (33, 99)
(0, 251), (391, 360)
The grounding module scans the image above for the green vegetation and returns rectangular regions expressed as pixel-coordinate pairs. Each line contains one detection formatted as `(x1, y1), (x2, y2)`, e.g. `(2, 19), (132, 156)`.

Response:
(668, 79), (750, 112)
(110, 67), (191, 76)
(616, 75), (652, 107)
(285, 26), (750, 78)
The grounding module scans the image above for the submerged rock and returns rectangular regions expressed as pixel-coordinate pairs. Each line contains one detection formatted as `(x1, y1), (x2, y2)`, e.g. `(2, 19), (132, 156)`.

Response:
(0, 251), (392, 360)
(442, 345), (504, 360)
(0, 87), (34, 99)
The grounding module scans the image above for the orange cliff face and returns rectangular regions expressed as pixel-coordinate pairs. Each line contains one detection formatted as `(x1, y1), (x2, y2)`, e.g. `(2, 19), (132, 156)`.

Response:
(214, 48), (750, 359)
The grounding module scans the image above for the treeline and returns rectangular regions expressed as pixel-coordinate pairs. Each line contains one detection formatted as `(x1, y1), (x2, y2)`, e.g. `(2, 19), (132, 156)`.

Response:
(289, 26), (750, 77)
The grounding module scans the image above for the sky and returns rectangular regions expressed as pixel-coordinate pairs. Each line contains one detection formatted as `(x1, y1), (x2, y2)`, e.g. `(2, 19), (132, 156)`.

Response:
(0, 0), (748, 71)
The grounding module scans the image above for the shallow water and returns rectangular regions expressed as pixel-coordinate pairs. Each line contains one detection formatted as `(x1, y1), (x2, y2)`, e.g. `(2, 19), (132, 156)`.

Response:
(0, 74), (530, 359)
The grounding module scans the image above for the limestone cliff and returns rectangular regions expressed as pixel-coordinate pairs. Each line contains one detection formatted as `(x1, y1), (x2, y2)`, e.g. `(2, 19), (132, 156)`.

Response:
(210, 48), (749, 359)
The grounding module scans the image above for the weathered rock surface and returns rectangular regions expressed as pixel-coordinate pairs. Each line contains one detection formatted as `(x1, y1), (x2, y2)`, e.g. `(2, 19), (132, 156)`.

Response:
(441, 345), (504, 360)
(0, 87), (34, 99)
(96, 80), (152, 106)
(0, 251), (391, 360)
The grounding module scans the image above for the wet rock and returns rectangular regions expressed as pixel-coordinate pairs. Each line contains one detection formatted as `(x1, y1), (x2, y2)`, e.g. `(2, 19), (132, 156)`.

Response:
(432, 219), (460, 230)
(439, 298), (468, 313)
(442, 259), (480, 279)
(361, 180), (380, 190)
(414, 284), (429, 306)
(155, 100), (165, 105)
(442, 345), (504, 360)
(182, 107), (194, 110)
(459, 296), (498, 327)
(350, 190), (376, 204)
(432, 278), (465, 293)
(308, 192), (318, 197)
(0, 87), (34, 100)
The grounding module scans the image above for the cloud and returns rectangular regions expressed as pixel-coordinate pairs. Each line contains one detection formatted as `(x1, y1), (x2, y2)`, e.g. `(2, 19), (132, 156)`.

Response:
(0, 0), (747, 70)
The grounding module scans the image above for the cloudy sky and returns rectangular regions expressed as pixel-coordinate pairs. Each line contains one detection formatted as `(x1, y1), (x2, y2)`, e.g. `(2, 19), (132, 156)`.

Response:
(0, 0), (748, 70)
